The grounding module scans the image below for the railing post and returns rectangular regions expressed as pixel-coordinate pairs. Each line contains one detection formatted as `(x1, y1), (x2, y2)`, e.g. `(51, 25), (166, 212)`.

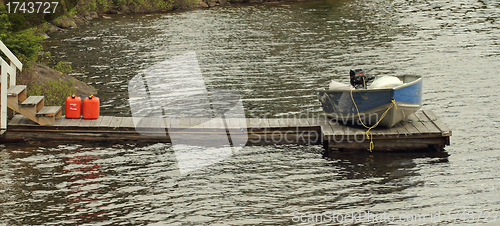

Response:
(9, 61), (17, 86)
(1, 60), (8, 130)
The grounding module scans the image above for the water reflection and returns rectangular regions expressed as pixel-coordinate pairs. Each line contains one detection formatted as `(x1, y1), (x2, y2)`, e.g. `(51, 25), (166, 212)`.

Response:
(63, 149), (107, 223)
(324, 150), (449, 180)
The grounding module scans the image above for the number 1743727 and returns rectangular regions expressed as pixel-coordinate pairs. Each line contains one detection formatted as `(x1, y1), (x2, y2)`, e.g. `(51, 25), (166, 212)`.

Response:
(5, 2), (59, 14)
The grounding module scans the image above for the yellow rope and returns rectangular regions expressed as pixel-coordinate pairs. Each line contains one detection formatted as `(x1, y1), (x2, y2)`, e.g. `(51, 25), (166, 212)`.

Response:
(349, 89), (397, 152)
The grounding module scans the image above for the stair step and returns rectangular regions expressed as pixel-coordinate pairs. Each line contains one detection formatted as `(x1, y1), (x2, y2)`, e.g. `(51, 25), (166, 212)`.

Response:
(21, 96), (44, 106)
(37, 106), (63, 117)
(7, 85), (27, 96)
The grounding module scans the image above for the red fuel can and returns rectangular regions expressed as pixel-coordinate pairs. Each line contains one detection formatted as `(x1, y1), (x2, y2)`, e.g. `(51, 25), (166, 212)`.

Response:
(65, 94), (81, 119)
(83, 95), (100, 119)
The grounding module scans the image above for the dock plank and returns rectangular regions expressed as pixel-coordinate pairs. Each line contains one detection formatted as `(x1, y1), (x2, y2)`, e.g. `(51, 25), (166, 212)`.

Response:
(226, 118), (240, 129)
(68, 118), (82, 127)
(78, 118), (92, 128)
(88, 116), (104, 128)
(268, 118), (280, 128)
(406, 114), (429, 134)
(194, 118), (211, 129)
(278, 117), (291, 128)
(257, 118), (270, 128)
(163, 118), (172, 129)
(18, 116), (36, 125)
(402, 120), (421, 135)
(8, 115), (24, 126)
(190, 118), (203, 128)
(423, 110), (452, 136)
(208, 117), (225, 129)
(53, 117), (64, 127)
(247, 118), (261, 128)
(168, 117), (179, 128)
(99, 116), (114, 128)
(57, 118), (72, 127)
(393, 122), (410, 136)
(119, 117), (133, 128)
(129, 117), (140, 128)
(179, 118), (191, 128)
(169, 117), (190, 128)
(320, 124), (335, 139)
(414, 112), (441, 135)
(149, 118), (166, 130)
(168, 118), (179, 128)
(384, 126), (399, 136)
(295, 117), (311, 127)
(109, 117), (123, 128)
(136, 117), (152, 129)
(237, 118), (248, 129)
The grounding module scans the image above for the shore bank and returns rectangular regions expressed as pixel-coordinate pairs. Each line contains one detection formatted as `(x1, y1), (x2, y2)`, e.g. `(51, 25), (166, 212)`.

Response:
(48, 0), (307, 29)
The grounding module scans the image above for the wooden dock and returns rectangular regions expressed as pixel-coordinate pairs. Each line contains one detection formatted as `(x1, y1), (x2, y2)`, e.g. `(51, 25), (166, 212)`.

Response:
(0, 110), (451, 151)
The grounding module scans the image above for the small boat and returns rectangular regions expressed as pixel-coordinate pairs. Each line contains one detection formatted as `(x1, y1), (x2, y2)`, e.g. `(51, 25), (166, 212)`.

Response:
(317, 69), (423, 128)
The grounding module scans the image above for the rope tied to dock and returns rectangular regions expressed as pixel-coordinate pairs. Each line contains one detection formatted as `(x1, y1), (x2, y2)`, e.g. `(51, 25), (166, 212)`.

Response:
(350, 89), (397, 152)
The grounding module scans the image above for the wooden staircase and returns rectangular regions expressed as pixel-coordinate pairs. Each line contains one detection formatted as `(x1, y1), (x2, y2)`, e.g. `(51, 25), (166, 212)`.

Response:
(2, 40), (63, 131)
(7, 85), (63, 125)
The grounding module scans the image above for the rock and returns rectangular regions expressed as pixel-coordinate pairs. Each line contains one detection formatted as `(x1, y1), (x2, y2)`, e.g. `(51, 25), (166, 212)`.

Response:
(90, 11), (99, 19)
(119, 5), (132, 14)
(73, 15), (85, 24)
(218, 0), (228, 6)
(81, 12), (92, 21)
(197, 0), (209, 8)
(51, 16), (77, 29)
(207, 0), (217, 7)
(45, 23), (63, 33)
(25, 63), (97, 98)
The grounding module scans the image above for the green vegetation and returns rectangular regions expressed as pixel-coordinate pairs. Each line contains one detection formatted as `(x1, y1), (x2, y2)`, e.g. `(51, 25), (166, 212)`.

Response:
(0, 4), (44, 63)
(28, 79), (75, 106)
(75, 0), (177, 13)
(53, 61), (73, 74)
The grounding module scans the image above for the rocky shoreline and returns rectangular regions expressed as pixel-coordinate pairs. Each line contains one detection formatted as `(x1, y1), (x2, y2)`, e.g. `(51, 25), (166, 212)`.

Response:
(47, 0), (296, 29)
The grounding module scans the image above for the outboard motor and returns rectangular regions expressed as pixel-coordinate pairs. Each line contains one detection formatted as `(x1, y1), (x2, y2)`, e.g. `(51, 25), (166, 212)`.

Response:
(350, 69), (374, 89)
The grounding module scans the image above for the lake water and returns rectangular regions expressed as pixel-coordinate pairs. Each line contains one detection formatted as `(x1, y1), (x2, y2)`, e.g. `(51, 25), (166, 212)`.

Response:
(2, 0), (500, 224)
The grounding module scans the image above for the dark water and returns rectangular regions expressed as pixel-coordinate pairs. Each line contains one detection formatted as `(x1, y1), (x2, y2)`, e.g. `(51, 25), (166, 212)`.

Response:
(2, 0), (500, 224)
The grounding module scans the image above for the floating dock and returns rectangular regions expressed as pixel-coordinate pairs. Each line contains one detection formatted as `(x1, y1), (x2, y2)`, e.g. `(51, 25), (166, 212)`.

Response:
(0, 110), (451, 151)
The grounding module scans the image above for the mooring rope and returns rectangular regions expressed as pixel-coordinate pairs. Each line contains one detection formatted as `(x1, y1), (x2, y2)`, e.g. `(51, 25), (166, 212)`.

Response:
(350, 89), (397, 152)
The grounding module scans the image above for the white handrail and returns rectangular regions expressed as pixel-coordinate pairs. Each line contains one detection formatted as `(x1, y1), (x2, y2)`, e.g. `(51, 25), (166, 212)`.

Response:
(0, 40), (23, 131)
(0, 41), (22, 70)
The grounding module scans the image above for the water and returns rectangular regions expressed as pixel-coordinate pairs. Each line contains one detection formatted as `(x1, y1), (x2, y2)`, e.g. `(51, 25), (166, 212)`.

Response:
(2, 0), (500, 224)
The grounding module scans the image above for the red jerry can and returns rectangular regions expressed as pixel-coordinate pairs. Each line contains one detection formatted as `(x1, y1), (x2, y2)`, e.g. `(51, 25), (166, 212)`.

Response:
(65, 94), (81, 119)
(83, 95), (100, 119)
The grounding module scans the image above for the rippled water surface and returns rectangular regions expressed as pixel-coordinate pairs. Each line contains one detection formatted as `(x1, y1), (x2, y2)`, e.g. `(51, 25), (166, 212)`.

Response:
(2, 0), (500, 224)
